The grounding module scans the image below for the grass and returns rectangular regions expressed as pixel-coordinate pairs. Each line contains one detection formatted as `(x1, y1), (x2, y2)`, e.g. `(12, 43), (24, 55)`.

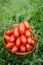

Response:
(0, 0), (43, 65)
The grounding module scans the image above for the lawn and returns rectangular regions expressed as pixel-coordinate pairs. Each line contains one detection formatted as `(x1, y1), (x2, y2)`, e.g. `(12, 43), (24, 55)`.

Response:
(0, 0), (43, 65)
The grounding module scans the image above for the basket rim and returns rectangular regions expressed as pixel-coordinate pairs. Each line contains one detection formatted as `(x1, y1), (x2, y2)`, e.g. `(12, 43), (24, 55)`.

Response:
(4, 42), (37, 55)
(16, 44), (36, 55)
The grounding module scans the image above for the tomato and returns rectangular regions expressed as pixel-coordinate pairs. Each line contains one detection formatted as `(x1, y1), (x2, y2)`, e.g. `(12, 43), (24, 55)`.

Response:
(13, 28), (19, 38)
(26, 44), (31, 52)
(10, 35), (15, 42)
(20, 45), (25, 52)
(31, 39), (35, 46)
(4, 35), (10, 42)
(18, 23), (25, 34)
(16, 37), (21, 47)
(25, 30), (31, 38)
(21, 35), (27, 45)
(5, 42), (14, 49)
(11, 46), (18, 54)
(6, 30), (11, 36)
(30, 46), (33, 50)
(23, 21), (30, 29)
(27, 37), (32, 45)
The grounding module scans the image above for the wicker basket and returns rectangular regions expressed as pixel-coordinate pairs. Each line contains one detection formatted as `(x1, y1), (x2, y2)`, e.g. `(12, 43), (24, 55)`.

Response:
(4, 23), (37, 58)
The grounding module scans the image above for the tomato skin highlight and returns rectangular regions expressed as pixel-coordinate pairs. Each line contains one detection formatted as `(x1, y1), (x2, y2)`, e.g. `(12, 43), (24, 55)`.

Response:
(25, 30), (31, 38)
(26, 44), (31, 52)
(20, 45), (26, 52)
(5, 42), (14, 49)
(27, 37), (32, 45)
(6, 30), (12, 36)
(21, 35), (27, 45)
(23, 21), (30, 29)
(18, 23), (25, 35)
(11, 46), (18, 54)
(4, 35), (10, 42)
(13, 28), (19, 38)
(10, 35), (15, 42)
(16, 37), (21, 47)
(31, 39), (35, 46)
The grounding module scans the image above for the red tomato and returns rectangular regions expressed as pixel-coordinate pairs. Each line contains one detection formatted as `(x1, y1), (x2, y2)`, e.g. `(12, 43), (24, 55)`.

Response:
(13, 28), (19, 38)
(20, 45), (26, 52)
(6, 30), (11, 36)
(10, 35), (15, 42)
(21, 35), (27, 45)
(18, 23), (25, 34)
(16, 37), (21, 47)
(30, 46), (33, 50)
(31, 39), (35, 46)
(27, 37), (32, 45)
(4, 35), (10, 42)
(11, 46), (18, 54)
(5, 42), (14, 49)
(26, 44), (31, 52)
(23, 21), (30, 29)
(25, 30), (31, 38)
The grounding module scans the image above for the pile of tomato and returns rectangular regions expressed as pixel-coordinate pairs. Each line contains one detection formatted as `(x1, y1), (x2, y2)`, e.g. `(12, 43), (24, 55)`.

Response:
(4, 21), (37, 54)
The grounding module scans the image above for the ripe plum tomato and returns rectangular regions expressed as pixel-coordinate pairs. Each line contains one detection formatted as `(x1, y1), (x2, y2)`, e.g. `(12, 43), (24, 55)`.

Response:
(25, 30), (31, 38)
(31, 39), (35, 46)
(20, 45), (26, 52)
(26, 44), (31, 52)
(23, 21), (31, 29)
(4, 35), (10, 42)
(30, 46), (33, 50)
(27, 37), (32, 45)
(6, 30), (12, 36)
(13, 27), (19, 38)
(10, 35), (15, 42)
(16, 37), (21, 47)
(5, 42), (14, 49)
(18, 23), (25, 34)
(21, 35), (27, 45)
(11, 46), (18, 54)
